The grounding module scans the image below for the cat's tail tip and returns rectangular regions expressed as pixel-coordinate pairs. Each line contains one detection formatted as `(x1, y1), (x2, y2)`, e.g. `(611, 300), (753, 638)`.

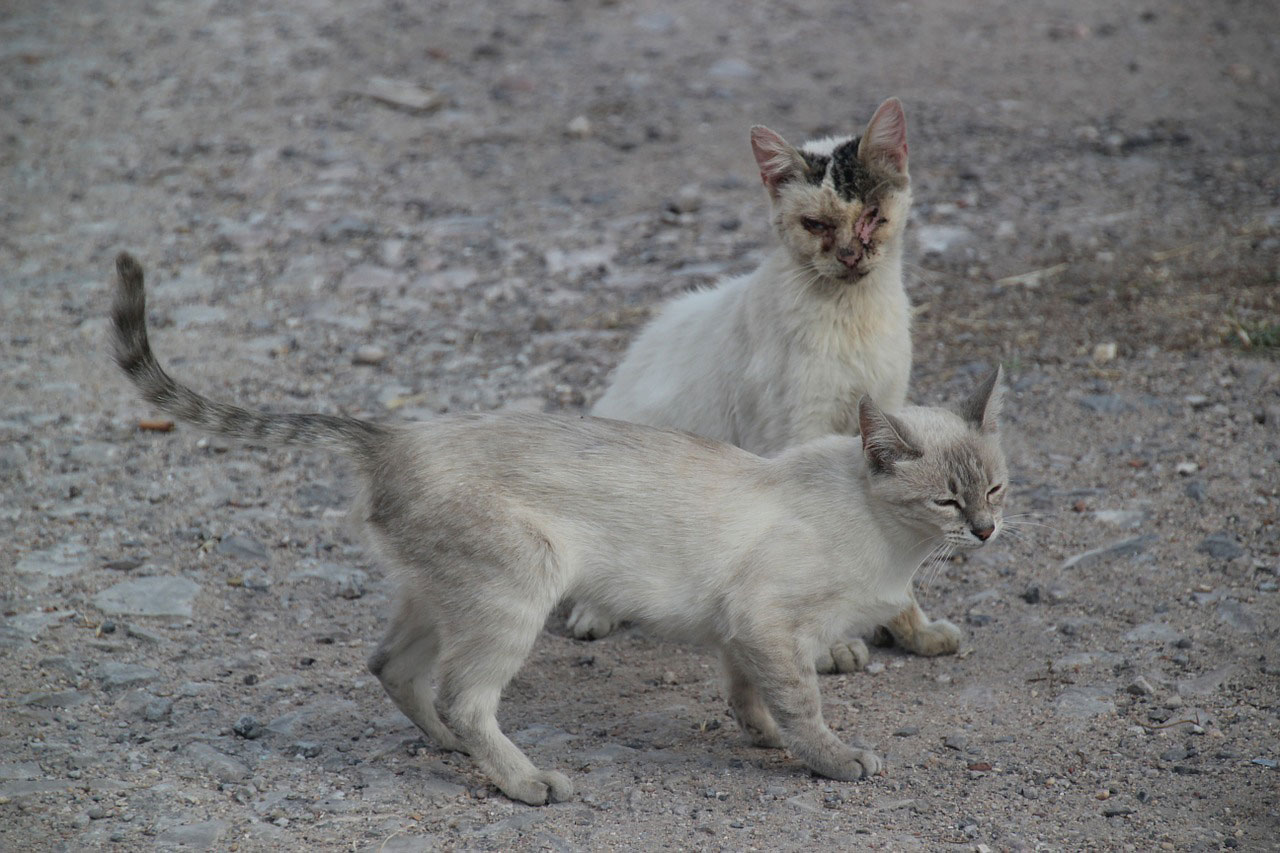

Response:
(111, 251), (152, 377)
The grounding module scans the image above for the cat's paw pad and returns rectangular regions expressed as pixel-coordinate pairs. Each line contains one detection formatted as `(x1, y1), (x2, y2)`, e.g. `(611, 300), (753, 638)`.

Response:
(850, 748), (883, 778)
(812, 747), (883, 781)
(566, 604), (618, 641)
(501, 769), (574, 805)
(814, 638), (870, 674)
(905, 619), (963, 657)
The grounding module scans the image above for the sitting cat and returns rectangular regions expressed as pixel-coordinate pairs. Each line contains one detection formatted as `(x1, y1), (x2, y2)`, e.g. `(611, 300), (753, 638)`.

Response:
(110, 253), (1007, 806)
(579, 98), (960, 673)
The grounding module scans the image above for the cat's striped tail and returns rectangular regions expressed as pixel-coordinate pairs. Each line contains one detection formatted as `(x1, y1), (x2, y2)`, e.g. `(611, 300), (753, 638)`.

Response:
(111, 252), (389, 459)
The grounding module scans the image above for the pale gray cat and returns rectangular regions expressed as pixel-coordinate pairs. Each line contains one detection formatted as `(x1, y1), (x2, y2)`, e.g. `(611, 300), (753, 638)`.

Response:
(110, 253), (1007, 806)
(579, 99), (959, 674)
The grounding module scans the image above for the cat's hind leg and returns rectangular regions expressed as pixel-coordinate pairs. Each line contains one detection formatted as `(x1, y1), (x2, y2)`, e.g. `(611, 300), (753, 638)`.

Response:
(881, 595), (962, 657)
(434, 595), (573, 806)
(565, 601), (619, 640)
(814, 637), (870, 675)
(367, 597), (465, 753)
(726, 637), (881, 781)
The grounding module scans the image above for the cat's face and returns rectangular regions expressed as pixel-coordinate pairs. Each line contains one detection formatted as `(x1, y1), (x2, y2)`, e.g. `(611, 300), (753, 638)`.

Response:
(751, 98), (912, 283)
(860, 368), (1007, 550)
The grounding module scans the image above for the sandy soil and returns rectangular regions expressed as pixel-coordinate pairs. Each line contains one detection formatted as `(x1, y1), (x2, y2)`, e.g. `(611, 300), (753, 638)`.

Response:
(2, 0), (1278, 850)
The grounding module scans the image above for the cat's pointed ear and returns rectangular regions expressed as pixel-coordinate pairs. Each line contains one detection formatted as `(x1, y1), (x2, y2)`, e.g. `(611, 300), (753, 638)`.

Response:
(857, 98), (909, 174)
(751, 125), (806, 198)
(960, 366), (1004, 434)
(859, 396), (921, 474)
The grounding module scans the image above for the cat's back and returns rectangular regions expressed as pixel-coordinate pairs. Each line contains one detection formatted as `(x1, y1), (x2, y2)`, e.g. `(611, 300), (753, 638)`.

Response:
(591, 273), (753, 433)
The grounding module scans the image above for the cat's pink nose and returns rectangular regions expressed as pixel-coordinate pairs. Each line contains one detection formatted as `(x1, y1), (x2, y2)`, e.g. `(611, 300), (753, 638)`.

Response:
(972, 525), (994, 541)
(837, 247), (863, 268)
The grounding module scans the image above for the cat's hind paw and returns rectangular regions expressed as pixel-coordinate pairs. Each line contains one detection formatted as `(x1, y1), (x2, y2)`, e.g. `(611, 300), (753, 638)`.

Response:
(900, 618), (962, 657)
(814, 638), (870, 674)
(566, 603), (618, 641)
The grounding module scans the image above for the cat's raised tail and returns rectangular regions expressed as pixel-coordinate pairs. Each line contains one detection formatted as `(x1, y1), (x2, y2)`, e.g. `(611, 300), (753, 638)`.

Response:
(111, 252), (389, 458)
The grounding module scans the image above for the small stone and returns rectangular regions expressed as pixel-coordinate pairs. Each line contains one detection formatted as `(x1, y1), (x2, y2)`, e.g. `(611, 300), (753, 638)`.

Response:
(234, 716), (265, 740)
(1061, 535), (1155, 570)
(893, 726), (920, 737)
(566, 115), (593, 138)
(352, 345), (387, 366)
(1160, 747), (1191, 762)
(100, 620), (116, 634)
(1197, 534), (1243, 560)
(1175, 461), (1199, 476)
(240, 568), (271, 591)
(864, 661), (886, 675)
(143, 698), (173, 722)
(944, 733), (969, 751)
(289, 741), (322, 758)
(361, 76), (444, 113)
(1103, 806), (1136, 817)
(1125, 676), (1156, 696)
(1020, 786), (1039, 800)
(217, 535), (268, 561)
(661, 670), (678, 685)
(1184, 480), (1206, 501)
(1092, 342), (1117, 362)
(1251, 757), (1278, 769)
(94, 576), (200, 618)
(95, 662), (160, 690)
(666, 186), (703, 214)
(1021, 585), (1042, 604)
(1184, 394), (1210, 409)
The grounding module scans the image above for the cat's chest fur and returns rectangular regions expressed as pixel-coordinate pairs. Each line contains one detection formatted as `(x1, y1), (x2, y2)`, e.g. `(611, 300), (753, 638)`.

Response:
(593, 248), (911, 456)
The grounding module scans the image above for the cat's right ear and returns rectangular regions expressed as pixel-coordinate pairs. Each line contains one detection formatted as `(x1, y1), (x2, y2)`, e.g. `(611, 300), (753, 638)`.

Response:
(750, 126), (806, 199)
(859, 397), (921, 474)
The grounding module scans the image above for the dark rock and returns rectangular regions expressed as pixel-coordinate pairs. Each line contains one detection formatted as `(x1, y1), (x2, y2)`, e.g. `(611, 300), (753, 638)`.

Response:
(1197, 534), (1243, 561)
(289, 742), (322, 758)
(1021, 585), (1042, 604)
(233, 716), (265, 739)
(95, 662), (160, 690)
(893, 726), (920, 737)
(1183, 480), (1207, 501)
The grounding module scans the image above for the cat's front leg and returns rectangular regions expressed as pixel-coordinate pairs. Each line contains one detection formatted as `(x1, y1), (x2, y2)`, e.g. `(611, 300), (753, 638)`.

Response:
(727, 640), (881, 781)
(723, 655), (784, 749)
(883, 596), (962, 657)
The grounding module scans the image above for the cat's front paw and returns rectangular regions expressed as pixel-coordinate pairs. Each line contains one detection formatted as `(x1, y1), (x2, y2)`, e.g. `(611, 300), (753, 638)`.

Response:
(499, 769), (574, 806)
(901, 618), (962, 657)
(819, 748), (883, 781)
(566, 603), (618, 641)
(814, 638), (870, 674)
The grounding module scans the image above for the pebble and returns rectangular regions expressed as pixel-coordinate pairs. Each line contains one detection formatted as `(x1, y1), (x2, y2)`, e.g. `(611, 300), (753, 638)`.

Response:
(217, 535), (269, 561)
(15, 541), (91, 578)
(352, 344), (388, 366)
(1184, 480), (1207, 501)
(566, 115), (593, 138)
(1175, 462), (1199, 476)
(915, 224), (973, 257)
(944, 733), (969, 751)
(1061, 535), (1155, 570)
(95, 662), (160, 690)
(1197, 534), (1243, 560)
(94, 576), (200, 618)
(1021, 585), (1042, 604)
(234, 715), (266, 740)
(1125, 676), (1157, 697)
(865, 662), (886, 674)
(1092, 342), (1117, 362)
(1251, 757), (1278, 769)
(155, 820), (231, 848)
(893, 726), (921, 737)
(289, 741), (322, 758)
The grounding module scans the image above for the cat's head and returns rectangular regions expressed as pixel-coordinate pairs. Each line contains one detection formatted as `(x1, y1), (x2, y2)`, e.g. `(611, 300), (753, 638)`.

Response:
(858, 367), (1007, 550)
(751, 98), (912, 283)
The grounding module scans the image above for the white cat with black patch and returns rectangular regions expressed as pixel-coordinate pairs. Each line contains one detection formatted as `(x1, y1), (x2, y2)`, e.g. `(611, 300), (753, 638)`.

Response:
(110, 254), (1008, 806)
(581, 99), (960, 673)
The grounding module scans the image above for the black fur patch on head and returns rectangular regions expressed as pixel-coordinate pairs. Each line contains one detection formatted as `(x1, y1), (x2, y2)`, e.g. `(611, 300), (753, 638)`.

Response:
(799, 151), (830, 186)
(829, 137), (877, 202)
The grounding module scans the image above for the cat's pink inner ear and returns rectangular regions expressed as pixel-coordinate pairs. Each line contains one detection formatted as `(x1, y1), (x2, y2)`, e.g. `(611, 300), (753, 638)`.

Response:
(859, 98), (909, 173)
(750, 126), (799, 194)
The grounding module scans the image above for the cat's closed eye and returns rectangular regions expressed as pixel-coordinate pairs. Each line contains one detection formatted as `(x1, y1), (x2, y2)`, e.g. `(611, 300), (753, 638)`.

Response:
(933, 498), (959, 508)
(987, 484), (1004, 502)
(801, 216), (833, 235)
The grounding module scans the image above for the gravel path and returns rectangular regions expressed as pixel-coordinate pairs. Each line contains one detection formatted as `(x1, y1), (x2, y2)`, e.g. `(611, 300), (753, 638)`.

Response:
(2, 0), (1277, 850)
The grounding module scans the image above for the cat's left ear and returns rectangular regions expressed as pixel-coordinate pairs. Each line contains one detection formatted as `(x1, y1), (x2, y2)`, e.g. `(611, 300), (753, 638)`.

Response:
(857, 98), (909, 174)
(751, 126), (807, 199)
(960, 366), (1004, 434)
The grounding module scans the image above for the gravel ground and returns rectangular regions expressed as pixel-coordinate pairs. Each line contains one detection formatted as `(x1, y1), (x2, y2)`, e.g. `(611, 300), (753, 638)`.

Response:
(2, 0), (1278, 850)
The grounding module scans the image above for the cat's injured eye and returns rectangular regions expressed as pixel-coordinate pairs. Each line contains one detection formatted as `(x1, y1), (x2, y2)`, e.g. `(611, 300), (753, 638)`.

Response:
(801, 217), (833, 235)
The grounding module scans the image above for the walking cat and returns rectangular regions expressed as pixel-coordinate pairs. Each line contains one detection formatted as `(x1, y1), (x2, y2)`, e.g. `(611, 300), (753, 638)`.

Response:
(580, 98), (959, 673)
(110, 253), (1007, 805)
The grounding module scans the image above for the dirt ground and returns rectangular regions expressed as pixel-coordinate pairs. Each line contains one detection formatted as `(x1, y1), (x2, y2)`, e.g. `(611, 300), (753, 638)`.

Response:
(2, 0), (1278, 850)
